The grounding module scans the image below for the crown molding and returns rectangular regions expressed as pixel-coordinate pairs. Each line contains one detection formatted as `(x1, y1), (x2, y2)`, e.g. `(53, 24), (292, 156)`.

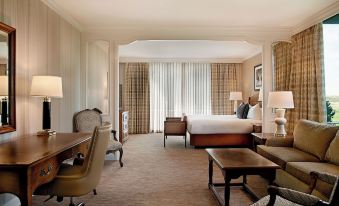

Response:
(292, 1), (339, 35)
(41, 0), (84, 31)
(242, 49), (262, 62)
(119, 57), (244, 63)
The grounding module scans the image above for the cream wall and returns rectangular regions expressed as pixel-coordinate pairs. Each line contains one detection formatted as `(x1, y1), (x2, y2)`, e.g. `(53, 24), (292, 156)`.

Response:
(242, 53), (262, 102)
(0, 0), (81, 203)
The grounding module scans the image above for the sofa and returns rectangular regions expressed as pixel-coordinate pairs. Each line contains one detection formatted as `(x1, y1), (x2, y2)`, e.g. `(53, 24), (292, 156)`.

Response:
(257, 119), (339, 201)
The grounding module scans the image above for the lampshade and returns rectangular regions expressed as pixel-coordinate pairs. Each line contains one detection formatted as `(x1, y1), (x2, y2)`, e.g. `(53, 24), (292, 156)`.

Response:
(258, 88), (263, 101)
(229, 92), (243, 101)
(0, 76), (8, 96)
(267, 91), (294, 109)
(30, 76), (63, 98)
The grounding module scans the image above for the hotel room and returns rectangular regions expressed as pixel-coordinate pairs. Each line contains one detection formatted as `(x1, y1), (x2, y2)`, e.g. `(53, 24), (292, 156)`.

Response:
(0, 0), (338, 205)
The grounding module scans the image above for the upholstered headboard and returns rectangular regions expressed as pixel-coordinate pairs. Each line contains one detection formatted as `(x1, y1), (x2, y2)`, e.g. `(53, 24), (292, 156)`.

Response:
(248, 93), (259, 106)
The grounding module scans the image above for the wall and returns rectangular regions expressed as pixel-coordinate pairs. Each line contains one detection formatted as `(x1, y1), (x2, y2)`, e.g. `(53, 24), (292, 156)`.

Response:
(87, 41), (109, 114)
(0, 0), (81, 204)
(242, 53), (262, 102)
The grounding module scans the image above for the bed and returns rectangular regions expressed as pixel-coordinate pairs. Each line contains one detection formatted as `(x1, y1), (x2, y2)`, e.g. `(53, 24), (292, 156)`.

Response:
(185, 94), (261, 147)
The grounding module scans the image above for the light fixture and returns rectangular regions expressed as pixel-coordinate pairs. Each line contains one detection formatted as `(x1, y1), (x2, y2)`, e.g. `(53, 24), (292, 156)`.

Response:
(267, 91), (294, 137)
(229, 92), (243, 114)
(30, 76), (63, 136)
(0, 75), (8, 125)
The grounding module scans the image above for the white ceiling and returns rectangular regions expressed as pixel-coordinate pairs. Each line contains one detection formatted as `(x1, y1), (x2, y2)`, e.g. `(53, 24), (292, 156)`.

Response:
(119, 40), (261, 61)
(47, 0), (336, 29)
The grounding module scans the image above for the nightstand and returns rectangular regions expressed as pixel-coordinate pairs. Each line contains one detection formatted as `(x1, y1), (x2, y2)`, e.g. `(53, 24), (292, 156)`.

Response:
(251, 133), (293, 151)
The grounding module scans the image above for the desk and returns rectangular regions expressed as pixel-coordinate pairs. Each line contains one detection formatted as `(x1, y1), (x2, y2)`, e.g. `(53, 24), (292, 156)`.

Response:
(0, 133), (91, 206)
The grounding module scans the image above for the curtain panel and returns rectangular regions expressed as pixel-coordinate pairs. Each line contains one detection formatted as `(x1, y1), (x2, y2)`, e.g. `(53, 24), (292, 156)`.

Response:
(123, 63), (150, 134)
(211, 63), (242, 115)
(273, 23), (326, 133)
(149, 62), (211, 132)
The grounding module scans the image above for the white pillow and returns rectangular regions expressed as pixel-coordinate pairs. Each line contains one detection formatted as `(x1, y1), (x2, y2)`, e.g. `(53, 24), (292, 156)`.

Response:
(247, 104), (262, 120)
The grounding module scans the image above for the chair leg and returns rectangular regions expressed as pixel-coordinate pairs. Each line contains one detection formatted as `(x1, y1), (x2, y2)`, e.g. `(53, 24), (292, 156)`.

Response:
(164, 134), (166, 147)
(93, 189), (97, 195)
(119, 148), (124, 167)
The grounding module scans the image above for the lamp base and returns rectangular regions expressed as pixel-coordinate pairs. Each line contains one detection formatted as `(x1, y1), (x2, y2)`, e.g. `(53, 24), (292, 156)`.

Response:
(274, 108), (287, 137)
(37, 129), (56, 136)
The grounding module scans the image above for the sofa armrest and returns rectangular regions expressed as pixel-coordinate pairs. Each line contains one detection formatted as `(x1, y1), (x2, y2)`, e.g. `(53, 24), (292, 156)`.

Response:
(265, 137), (294, 147)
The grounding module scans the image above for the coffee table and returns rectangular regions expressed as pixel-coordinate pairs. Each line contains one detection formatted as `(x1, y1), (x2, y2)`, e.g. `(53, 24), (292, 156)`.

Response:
(206, 148), (280, 206)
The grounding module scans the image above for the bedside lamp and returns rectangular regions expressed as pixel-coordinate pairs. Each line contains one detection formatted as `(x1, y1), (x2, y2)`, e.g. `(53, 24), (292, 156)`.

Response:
(267, 91), (294, 137)
(30, 76), (63, 136)
(0, 76), (8, 125)
(229, 92), (243, 113)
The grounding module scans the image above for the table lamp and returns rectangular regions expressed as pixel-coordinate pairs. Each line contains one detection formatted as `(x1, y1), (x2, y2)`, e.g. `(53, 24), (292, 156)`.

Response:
(258, 87), (263, 102)
(267, 91), (294, 137)
(30, 76), (63, 136)
(229, 92), (243, 113)
(0, 76), (8, 125)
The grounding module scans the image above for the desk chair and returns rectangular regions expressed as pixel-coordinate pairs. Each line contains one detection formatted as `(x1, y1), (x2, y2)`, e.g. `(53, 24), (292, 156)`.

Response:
(34, 124), (112, 206)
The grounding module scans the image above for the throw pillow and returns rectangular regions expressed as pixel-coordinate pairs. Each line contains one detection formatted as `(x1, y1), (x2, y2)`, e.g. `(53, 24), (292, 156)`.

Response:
(242, 104), (250, 119)
(325, 131), (339, 165)
(293, 119), (339, 160)
(236, 103), (245, 119)
(247, 104), (262, 120)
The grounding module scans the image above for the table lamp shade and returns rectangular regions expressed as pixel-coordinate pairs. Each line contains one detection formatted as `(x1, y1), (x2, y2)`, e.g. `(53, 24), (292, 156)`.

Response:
(30, 76), (63, 98)
(0, 76), (8, 96)
(229, 92), (243, 101)
(267, 91), (294, 109)
(258, 88), (263, 101)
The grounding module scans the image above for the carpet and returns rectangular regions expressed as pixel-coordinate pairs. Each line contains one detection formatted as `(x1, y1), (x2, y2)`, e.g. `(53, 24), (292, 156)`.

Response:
(32, 133), (268, 206)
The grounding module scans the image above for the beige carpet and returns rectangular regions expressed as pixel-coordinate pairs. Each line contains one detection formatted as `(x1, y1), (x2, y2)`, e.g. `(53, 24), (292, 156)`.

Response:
(33, 133), (268, 206)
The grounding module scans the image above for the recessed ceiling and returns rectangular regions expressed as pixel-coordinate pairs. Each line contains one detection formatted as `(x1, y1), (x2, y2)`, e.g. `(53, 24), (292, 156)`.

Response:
(119, 40), (261, 61)
(47, 0), (336, 29)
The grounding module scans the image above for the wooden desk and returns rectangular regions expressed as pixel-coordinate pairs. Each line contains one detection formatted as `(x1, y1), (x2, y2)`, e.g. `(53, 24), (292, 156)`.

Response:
(0, 133), (92, 206)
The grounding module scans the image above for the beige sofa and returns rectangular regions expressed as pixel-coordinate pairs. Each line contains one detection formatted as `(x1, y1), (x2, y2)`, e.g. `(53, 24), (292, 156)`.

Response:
(257, 119), (339, 201)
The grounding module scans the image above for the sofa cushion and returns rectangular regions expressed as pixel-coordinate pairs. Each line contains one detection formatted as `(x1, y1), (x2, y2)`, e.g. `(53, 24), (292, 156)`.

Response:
(257, 145), (319, 169)
(285, 162), (339, 198)
(325, 131), (339, 166)
(293, 119), (339, 160)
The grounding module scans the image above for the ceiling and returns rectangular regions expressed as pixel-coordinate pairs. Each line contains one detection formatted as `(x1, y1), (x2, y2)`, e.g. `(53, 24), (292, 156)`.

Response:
(47, 0), (336, 30)
(119, 40), (261, 61)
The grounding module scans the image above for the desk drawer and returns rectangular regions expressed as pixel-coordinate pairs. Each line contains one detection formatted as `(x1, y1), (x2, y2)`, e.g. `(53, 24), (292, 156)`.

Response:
(31, 156), (59, 190)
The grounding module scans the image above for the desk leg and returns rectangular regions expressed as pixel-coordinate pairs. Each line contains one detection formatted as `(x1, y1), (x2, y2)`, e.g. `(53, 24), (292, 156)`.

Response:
(208, 157), (213, 188)
(224, 175), (231, 206)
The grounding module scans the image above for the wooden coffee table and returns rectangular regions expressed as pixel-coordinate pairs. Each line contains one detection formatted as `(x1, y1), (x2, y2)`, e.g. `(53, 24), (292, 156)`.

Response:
(206, 148), (280, 206)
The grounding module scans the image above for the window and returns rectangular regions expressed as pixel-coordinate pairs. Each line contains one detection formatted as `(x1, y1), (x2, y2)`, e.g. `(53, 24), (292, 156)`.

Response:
(323, 14), (339, 123)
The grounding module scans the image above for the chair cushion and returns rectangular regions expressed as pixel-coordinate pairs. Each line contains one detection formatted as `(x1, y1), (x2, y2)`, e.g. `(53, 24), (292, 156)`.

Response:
(257, 145), (319, 169)
(251, 195), (301, 206)
(285, 162), (339, 198)
(107, 140), (122, 151)
(325, 131), (339, 166)
(293, 119), (339, 160)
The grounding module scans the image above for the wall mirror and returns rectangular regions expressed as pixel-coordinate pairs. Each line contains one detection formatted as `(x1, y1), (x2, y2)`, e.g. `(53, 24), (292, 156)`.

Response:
(0, 22), (16, 134)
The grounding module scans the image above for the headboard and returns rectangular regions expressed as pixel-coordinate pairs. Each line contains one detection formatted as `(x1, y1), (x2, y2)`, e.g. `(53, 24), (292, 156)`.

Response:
(248, 93), (259, 106)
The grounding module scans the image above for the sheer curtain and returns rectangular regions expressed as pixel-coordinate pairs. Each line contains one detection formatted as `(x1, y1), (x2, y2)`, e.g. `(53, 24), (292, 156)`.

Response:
(149, 62), (211, 132)
(149, 63), (182, 132)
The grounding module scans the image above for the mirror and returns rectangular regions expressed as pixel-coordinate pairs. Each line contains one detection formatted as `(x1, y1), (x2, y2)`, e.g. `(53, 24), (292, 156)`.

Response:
(0, 22), (15, 134)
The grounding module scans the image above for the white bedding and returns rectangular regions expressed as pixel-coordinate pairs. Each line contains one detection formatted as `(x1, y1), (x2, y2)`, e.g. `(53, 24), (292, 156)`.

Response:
(186, 115), (261, 134)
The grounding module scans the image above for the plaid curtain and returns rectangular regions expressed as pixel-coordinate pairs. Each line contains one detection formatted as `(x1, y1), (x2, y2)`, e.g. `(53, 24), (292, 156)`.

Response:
(211, 63), (241, 115)
(273, 23), (326, 133)
(123, 63), (150, 134)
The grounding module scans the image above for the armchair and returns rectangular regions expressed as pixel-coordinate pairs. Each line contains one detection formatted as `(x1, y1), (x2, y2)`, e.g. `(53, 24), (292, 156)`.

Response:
(164, 117), (187, 147)
(252, 171), (339, 206)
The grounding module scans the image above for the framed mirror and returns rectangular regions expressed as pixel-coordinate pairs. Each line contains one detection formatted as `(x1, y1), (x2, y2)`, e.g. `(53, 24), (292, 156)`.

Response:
(0, 22), (16, 134)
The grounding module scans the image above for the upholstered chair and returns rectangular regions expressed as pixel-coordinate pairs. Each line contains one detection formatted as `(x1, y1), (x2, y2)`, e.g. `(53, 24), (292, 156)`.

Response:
(73, 109), (124, 167)
(34, 124), (112, 206)
(252, 171), (339, 206)
(164, 117), (187, 147)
